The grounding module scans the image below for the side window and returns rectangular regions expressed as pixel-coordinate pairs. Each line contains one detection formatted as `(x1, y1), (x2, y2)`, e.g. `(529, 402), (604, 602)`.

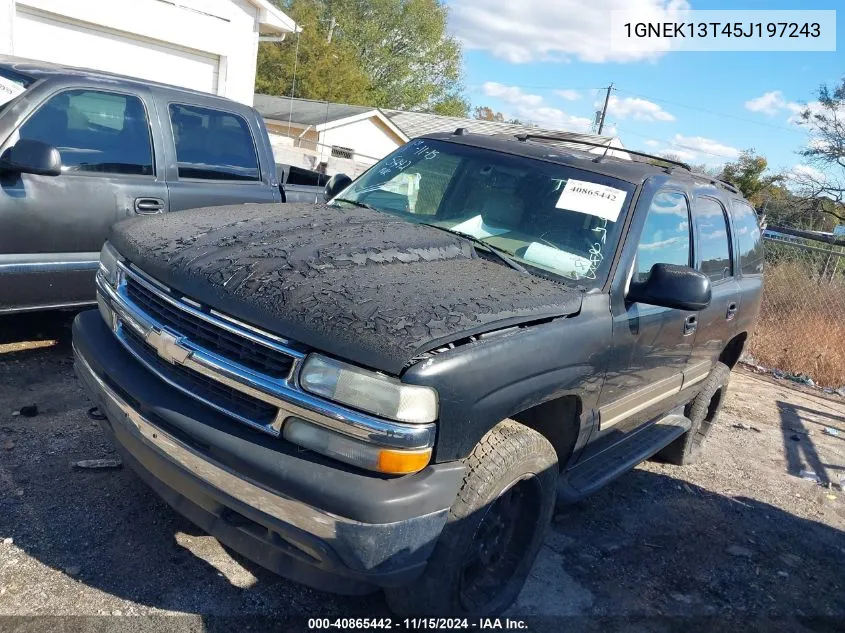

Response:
(169, 103), (259, 181)
(692, 197), (732, 281)
(18, 90), (153, 175)
(729, 200), (764, 276)
(635, 190), (692, 282)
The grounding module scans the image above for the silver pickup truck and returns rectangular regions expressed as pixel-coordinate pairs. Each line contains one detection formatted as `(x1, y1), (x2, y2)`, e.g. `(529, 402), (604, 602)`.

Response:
(0, 55), (287, 314)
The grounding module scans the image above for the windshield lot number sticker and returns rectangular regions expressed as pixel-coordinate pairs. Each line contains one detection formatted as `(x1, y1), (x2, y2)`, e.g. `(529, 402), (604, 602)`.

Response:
(556, 179), (626, 222)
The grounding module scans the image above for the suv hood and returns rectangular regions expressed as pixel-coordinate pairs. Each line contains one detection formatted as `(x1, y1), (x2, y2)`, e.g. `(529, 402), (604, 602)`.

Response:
(109, 203), (583, 374)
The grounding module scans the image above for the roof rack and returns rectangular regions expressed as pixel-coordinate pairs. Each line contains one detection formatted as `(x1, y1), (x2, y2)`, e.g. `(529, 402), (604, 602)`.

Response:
(514, 133), (692, 171)
(716, 179), (740, 194)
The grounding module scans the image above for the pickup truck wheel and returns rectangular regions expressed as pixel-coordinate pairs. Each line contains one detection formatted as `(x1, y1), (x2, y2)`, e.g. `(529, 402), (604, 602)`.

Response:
(384, 419), (558, 616)
(657, 361), (731, 465)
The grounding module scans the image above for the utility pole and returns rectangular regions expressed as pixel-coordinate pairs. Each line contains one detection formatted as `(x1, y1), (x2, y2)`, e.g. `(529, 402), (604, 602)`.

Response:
(597, 83), (614, 135)
(326, 16), (337, 43)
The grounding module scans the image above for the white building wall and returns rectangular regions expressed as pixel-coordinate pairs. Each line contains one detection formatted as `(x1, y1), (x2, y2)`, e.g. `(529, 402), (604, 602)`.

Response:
(0, 0), (13, 55)
(319, 118), (403, 165)
(1, 0), (281, 105)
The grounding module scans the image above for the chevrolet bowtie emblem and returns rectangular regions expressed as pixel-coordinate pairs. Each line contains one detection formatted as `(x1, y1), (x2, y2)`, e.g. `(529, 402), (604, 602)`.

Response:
(145, 329), (191, 365)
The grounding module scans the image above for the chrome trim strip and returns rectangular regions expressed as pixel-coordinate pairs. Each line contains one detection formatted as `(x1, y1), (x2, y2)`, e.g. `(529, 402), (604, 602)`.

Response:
(0, 299), (96, 314)
(122, 262), (303, 355)
(97, 274), (435, 450)
(599, 373), (684, 430)
(682, 361), (712, 389)
(0, 260), (99, 273)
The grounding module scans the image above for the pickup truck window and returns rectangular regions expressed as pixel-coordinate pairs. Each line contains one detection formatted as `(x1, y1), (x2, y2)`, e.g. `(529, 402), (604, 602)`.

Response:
(635, 191), (692, 282)
(693, 197), (733, 282)
(169, 103), (259, 181)
(334, 139), (636, 285)
(729, 200), (764, 276)
(18, 89), (153, 175)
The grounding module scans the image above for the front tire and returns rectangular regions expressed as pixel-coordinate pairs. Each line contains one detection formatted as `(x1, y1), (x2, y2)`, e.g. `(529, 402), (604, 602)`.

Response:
(385, 420), (558, 616)
(657, 361), (731, 465)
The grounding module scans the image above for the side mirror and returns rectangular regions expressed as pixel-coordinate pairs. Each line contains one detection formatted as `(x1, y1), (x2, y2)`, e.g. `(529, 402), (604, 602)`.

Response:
(627, 263), (711, 311)
(0, 139), (62, 177)
(324, 173), (352, 201)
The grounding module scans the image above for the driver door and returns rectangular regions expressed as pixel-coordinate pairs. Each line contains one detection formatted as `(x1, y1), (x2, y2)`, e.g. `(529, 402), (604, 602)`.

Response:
(582, 189), (696, 460)
(0, 87), (167, 311)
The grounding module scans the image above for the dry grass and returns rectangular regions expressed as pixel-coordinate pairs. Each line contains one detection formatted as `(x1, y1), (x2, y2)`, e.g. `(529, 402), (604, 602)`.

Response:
(748, 261), (845, 388)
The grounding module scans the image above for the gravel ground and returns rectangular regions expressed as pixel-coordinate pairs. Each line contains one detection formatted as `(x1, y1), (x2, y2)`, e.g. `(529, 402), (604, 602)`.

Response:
(1, 310), (844, 632)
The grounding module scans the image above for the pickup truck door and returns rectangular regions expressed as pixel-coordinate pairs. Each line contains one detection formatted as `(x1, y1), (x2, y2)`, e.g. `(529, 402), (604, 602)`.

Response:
(686, 195), (739, 383)
(0, 86), (169, 312)
(161, 101), (280, 211)
(584, 189), (695, 460)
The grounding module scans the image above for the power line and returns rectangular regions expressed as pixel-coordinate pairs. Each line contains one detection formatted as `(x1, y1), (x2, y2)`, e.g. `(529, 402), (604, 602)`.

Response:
(612, 125), (740, 161)
(610, 87), (806, 135)
(471, 81), (808, 135)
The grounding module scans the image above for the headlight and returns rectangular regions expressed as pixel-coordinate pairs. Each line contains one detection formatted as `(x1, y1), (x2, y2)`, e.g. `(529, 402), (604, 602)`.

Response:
(299, 354), (438, 423)
(99, 242), (121, 288)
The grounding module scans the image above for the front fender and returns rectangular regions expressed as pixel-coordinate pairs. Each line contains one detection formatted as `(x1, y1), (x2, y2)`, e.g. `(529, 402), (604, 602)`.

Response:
(402, 294), (612, 462)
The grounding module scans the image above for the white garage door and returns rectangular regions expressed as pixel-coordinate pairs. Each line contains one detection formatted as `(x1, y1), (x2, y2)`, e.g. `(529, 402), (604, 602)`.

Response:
(13, 9), (220, 95)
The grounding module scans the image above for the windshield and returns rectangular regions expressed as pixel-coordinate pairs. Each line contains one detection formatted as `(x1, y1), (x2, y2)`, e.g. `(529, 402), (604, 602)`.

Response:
(333, 138), (636, 285)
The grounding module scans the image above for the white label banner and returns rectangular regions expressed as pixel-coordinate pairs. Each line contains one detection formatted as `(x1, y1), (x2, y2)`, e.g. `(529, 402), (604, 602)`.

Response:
(0, 77), (25, 107)
(555, 179), (627, 222)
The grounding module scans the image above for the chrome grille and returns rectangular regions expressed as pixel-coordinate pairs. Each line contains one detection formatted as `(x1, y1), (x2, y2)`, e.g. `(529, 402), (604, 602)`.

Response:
(124, 276), (294, 379)
(121, 326), (278, 425)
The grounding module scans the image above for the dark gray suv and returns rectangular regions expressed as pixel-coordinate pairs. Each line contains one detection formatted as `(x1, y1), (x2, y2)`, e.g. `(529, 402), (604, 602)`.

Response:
(72, 130), (764, 615)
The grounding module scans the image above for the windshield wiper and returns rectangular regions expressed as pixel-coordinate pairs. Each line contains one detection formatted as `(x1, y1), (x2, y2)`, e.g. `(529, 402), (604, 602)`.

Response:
(332, 198), (378, 211)
(419, 223), (528, 274)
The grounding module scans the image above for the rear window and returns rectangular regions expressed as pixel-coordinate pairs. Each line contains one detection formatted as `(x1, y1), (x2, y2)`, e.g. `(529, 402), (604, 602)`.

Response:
(729, 200), (764, 276)
(693, 197), (733, 282)
(169, 103), (260, 181)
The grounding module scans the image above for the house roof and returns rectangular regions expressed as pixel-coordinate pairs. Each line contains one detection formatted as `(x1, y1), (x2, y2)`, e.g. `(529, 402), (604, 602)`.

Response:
(240, 0), (298, 34)
(384, 110), (625, 155)
(254, 95), (408, 141)
(254, 95), (375, 126)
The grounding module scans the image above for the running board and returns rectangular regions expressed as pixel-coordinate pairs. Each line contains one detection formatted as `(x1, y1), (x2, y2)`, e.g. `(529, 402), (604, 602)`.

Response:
(558, 413), (692, 503)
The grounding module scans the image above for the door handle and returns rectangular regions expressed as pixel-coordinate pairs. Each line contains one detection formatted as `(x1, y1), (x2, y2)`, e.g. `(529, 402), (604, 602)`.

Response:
(726, 301), (738, 321)
(683, 314), (698, 336)
(135, 197), (165, 214)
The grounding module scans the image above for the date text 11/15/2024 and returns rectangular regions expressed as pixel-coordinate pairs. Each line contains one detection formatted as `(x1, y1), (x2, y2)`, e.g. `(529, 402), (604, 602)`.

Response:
(307, 618), (530, 630)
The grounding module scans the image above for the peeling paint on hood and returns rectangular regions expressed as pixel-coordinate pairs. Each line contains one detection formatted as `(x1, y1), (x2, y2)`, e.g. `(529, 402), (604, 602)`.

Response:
(109, 203), (583, 374)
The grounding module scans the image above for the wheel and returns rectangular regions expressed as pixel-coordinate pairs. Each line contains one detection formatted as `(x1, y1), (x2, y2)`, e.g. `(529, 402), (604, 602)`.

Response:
(385, 419), (558, 616)
(657, 361), (731, 465)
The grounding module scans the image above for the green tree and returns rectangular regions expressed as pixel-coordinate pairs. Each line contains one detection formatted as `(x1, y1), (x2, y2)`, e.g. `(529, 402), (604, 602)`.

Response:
(473, 106), (522, 124)
(259, 0), (468, 115)
(793, 77), (845, 222)
(718, 150), (784, 208)
(256, 0), (370, 104)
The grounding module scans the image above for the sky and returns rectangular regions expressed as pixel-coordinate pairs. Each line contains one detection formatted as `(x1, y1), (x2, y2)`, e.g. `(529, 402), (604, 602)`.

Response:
(444, 0), (842, 179)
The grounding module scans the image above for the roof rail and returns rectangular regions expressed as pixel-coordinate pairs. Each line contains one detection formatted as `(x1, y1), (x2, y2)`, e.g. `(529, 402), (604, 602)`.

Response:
(514, 134), (692, 171)
(716, 179), (740, 194)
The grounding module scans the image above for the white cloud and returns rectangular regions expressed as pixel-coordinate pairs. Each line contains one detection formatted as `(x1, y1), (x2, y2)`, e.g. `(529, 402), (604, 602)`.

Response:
(554, 90), (582, 101)
(644, 139), (661, 148)
(449, 0), (690, 64)
(481, 82), (544, 107)
(480, 82), (594, 132)
(606, 95), (674, 122)
(787, 164), (826, 182)
(670, 134), (740, 159)
(745, 90), (804, 117)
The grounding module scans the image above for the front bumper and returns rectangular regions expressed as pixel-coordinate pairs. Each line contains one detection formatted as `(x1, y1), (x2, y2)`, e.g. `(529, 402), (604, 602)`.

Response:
(73, 310), (464, 594)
